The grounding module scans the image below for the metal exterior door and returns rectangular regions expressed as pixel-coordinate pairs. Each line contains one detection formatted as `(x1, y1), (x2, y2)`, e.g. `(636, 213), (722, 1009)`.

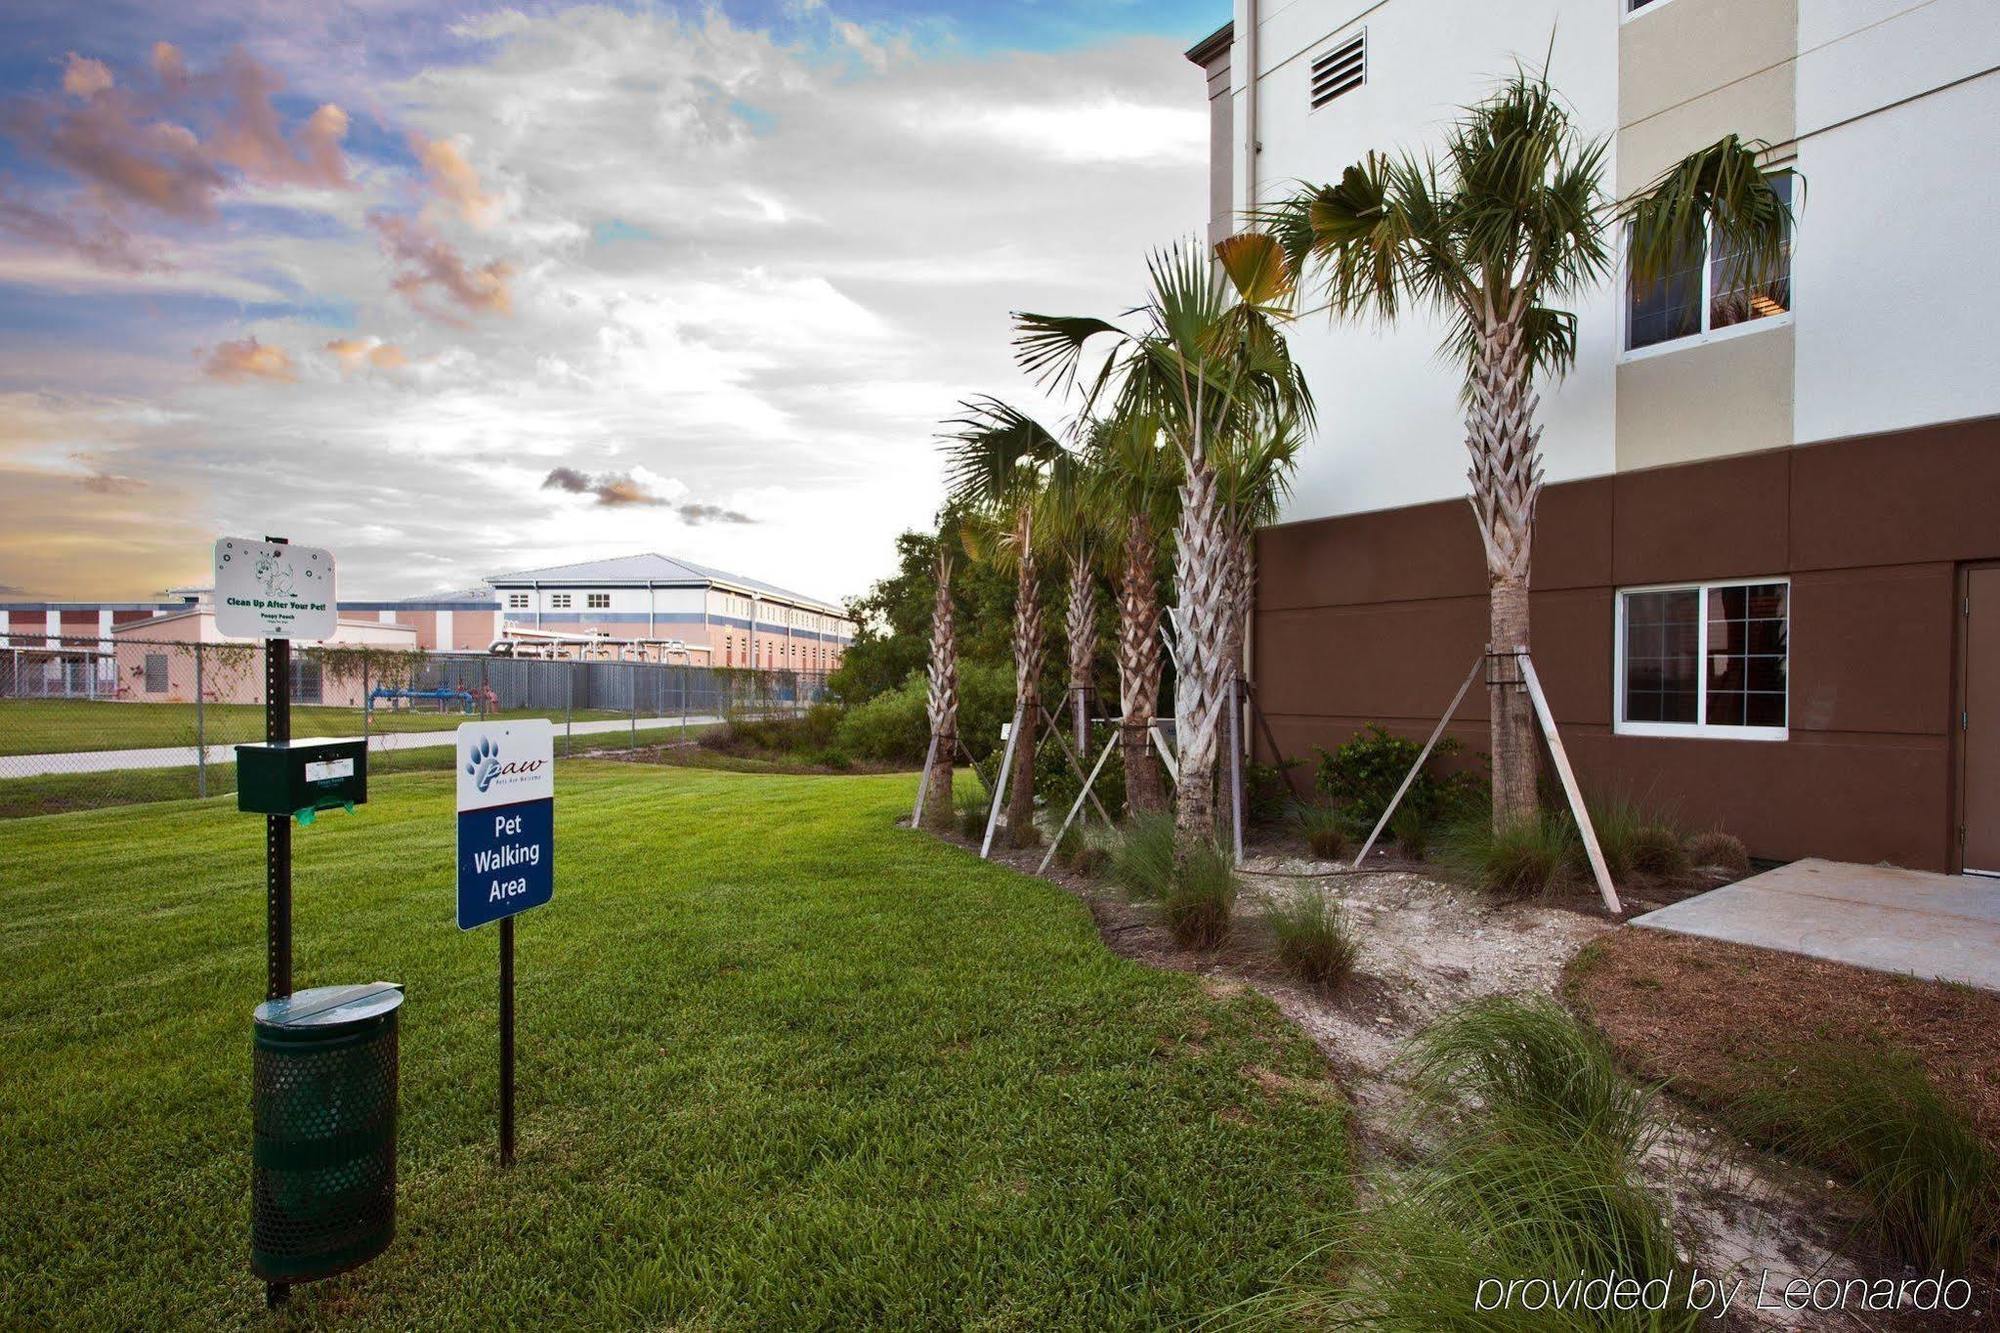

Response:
(1965, 566), (2000, 875)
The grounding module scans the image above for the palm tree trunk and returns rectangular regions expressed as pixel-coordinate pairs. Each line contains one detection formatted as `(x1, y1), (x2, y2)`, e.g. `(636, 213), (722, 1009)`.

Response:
(1221, 529), (1254, 828)
(1173, 455), (1230, 848)
(1065, 547), (1094, 758)
(1008, 507), (1042, 846)
(1118, 514), (1165, 815)
(921, 547), (957, 831)
(1465, 295), (1543, 829)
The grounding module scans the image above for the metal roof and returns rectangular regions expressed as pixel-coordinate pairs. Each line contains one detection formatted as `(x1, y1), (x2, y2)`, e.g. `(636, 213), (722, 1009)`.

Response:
(484, 553), (844, 614)
(398, 586), (494, 605)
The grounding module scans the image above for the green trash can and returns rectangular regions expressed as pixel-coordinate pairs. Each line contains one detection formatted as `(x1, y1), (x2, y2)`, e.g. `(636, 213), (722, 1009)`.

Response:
(251, 982), (404, 1283)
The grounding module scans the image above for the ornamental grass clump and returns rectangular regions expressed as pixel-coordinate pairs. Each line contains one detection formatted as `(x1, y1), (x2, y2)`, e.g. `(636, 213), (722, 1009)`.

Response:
(1404, 997), (1658, 1163)
(1291, 799), (1350, 861)
(1685, 828), (1750, 875)
(1734, 1043), (1998, 1275)
(1108, 813), (1176, 900)
(1443, 811), (1577, 898)
(1161, 840), (1237, 951)
(1321, 999), (1690, 1331)
(1266, 887), (1360, 990)
(1577, 793), (1687, 881)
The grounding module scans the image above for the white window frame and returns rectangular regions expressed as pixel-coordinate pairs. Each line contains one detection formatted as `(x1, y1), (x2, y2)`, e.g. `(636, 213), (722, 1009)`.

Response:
(1613, 576), (1790, 742)
(586, 592), (611, 610)
(506, 592), (529, 610)
(1621, 0), (1685, 23)
(550, 593), (572, 610)
(1619, 167), (1794, 362)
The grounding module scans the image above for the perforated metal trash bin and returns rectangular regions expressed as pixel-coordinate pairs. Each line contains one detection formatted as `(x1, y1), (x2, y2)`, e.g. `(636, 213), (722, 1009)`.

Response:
(251, 982), (404, 1283)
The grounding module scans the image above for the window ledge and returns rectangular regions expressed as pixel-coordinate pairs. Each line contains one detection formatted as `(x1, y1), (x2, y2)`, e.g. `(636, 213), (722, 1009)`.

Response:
(1620, 312), (1791, 365)
(1613, 723), (1789, 742)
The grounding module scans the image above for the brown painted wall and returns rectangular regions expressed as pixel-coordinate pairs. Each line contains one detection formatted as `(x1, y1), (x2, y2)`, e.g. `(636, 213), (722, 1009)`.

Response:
(1253, 415), (2000, 872)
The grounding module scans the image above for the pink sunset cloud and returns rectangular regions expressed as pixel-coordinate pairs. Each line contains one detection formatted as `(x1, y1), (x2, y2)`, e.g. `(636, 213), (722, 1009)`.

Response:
(203, 336), (295, 382)
(369, 211), (511, 318)
(325, 337), (408, 372)
(411, 132), (500, 228)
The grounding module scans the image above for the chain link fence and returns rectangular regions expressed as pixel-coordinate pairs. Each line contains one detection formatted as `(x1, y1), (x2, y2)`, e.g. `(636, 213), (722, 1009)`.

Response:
(0, 639), (825, 819)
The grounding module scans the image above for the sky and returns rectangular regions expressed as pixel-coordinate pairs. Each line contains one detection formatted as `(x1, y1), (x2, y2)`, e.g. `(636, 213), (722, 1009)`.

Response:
(0, 0), (1223, 606)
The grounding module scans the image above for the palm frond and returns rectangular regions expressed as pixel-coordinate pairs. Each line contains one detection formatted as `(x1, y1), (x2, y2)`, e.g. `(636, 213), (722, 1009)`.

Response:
(936, 397), (1062, 512)
(1620, 134), (1793, 293)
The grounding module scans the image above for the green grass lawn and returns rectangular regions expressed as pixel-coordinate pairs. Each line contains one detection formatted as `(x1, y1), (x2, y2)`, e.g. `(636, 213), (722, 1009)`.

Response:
(0, 765), (1347, 1328)
(0, 699), (657, 756)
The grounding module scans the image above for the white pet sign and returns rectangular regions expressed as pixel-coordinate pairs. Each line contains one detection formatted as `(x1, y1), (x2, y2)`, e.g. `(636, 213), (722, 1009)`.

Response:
(214, 538), (337, 641)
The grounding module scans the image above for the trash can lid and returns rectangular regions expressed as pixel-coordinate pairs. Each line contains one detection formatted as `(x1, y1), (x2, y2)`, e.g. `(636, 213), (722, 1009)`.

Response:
(254, 982), (404, 1030)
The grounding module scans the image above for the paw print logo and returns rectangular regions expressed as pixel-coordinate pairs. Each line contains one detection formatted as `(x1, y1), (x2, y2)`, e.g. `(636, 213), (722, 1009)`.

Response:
(466, 736), (502, 793)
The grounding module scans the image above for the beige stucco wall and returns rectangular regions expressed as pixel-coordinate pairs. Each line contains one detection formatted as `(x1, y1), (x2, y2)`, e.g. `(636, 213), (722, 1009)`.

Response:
(1618, 0), (1797, 193)
(1615, 323), (1795, 471)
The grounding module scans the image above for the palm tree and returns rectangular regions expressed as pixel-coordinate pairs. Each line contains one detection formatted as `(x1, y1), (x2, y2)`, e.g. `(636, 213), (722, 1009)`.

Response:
(1266, 71), (1792, 827)
(1040, 446), (1104, 758)
(940, 398), (1064, 847)
(920, 510), (962, 831)
(1213, 410), (1305, 825)
(1017, 235), (1313, 849)
(1083, 407), (1177, 816)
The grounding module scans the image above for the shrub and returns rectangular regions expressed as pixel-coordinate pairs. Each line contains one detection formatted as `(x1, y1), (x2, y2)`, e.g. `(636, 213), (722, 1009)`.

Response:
(1734, 1043), (1998, 1273)
(1108, 813), (1176, 900)
(1443, 811), (1578, 898)
(1266, 888), (1360, 990)
(1314, 724), (1485, 829)
(706, 702), (842, 757)
(1161, 839), (1237, 951)
(1390, 802), (1433, 860)
(1036, 725), (1126, 822)
(1686, 828), (1750, 875)
(1245, 761), (1302, 827)
(1290, 799), (1349, 861)
(833, 661), (1015, 765)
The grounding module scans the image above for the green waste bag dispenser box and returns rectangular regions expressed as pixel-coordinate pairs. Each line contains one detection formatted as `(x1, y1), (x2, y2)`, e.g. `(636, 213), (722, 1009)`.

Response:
(236, 737), (367, 817)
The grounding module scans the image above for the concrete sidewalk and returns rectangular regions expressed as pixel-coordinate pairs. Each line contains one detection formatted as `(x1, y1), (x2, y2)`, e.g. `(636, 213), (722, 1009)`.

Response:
(0, 715), (723, 779)
(1632, 857), (2000, 991)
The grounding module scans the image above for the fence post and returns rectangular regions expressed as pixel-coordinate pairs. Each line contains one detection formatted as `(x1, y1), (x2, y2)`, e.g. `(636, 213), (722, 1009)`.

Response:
(361, 652), (371, 749)
(194, 645), (207, 799)
(629, 661), (638, 750)
(480, 657), (490, 720)
(564, 660), (573, 758)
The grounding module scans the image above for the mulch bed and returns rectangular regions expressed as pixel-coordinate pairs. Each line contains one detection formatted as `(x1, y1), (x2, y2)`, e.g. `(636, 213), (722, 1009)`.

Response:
(1568, 927), (2000, 1147)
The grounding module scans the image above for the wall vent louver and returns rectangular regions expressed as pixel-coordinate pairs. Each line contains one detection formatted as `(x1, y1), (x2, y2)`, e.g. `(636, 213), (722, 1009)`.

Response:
(1310, 31), (1366, 109)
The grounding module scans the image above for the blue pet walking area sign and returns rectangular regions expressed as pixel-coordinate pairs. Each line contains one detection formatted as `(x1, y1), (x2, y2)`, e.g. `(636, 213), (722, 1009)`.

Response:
(455, 720), (554, 930)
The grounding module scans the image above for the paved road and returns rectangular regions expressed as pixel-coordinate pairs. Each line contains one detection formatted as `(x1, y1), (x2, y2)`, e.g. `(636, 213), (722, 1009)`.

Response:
(0, 715), (724, 779)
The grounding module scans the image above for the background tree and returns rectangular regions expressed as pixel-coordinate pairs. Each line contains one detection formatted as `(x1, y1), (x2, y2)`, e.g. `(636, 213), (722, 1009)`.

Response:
(1267, 71), (1791, 827)
(1084, 407), (1177, 816)
(941, 398), (1065, 847)
(827, 530), (1013, 707)
(1017, 234), (1313, 851)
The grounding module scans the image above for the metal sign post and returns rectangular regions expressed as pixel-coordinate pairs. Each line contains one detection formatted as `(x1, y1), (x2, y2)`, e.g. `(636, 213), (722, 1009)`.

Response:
(215, 534), (352, 1311)
(456, 719), (555, 1168)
